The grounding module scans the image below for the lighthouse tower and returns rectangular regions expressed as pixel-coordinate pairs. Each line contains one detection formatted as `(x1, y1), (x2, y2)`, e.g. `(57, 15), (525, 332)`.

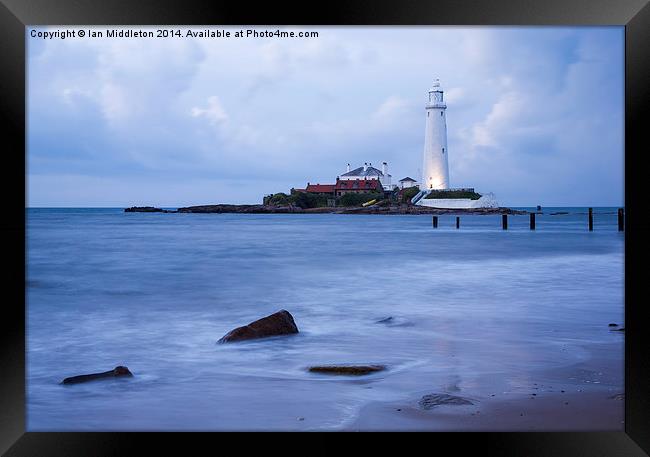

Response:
(422, 79), (450, 190)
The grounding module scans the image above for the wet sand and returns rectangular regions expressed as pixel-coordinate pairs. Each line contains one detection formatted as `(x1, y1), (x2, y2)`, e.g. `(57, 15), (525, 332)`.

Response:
(346, 340), (624, 431)
(348, 389), (623, 431)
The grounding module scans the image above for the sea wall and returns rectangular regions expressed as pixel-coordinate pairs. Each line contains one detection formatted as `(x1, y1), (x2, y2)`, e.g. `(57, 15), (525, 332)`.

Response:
(416, 192), (499, 209)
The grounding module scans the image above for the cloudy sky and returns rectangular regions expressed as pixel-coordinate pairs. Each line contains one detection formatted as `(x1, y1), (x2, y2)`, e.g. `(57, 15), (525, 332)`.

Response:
(27, 26), (624, 207)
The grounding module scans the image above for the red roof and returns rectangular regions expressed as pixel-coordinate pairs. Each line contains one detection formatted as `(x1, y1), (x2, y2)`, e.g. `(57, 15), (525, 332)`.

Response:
(305, 183), (336, 193)
(335, 179), (382, 191)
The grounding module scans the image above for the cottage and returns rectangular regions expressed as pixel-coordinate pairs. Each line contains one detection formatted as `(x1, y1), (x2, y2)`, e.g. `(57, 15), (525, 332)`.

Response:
(304, 183), (336, 195)
(339, 162), (393, 190)
(399, 177), (418, 189)
(334, 178), (383, 196)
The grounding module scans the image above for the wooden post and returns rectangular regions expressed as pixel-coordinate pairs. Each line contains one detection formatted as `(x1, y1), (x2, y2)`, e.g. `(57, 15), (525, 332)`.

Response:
(588, 207), (593, 231)
(530, 212), (536, 230)
(618, 208), (624, 232)
(432, 216), (438, 228)
(456, 217), (460, 229)
(502, 214), (508, 230)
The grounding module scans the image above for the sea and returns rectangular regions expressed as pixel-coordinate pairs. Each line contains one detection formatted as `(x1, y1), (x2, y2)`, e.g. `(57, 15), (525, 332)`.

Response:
(26, 207), (625, 430)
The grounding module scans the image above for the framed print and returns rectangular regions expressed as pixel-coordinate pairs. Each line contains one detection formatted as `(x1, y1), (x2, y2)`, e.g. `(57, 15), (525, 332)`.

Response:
(1, 0), (649, 455)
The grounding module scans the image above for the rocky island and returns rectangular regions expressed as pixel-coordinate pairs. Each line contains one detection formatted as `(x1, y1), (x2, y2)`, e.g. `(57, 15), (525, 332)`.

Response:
(124, 206), (175, 213)
(124, 203), (526, 215)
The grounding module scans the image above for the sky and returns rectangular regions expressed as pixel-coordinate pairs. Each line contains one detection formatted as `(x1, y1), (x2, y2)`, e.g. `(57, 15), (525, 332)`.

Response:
(27, 26), (624, 207)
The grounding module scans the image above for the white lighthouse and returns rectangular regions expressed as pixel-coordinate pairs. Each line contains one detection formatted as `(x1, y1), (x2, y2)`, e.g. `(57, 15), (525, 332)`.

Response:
(422, 79), (450, 190)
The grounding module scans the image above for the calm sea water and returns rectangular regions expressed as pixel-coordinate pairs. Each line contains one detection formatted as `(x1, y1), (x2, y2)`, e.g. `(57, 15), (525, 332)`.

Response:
(26, 208), (624, 430)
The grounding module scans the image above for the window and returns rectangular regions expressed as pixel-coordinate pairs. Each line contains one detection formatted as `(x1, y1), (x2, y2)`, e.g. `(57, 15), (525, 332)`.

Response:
(442, 148), (445, 154)
(427, 112), (430, 117)
(441, 111), (443, 116)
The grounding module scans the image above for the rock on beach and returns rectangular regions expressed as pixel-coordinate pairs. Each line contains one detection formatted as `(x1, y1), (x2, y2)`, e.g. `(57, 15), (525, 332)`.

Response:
(218, 309), (299, 343)
(419, 393), (474, 410)
(375, 316), (414, 327)
(61, 366), (133, 385)
(308, 365), (386, 376)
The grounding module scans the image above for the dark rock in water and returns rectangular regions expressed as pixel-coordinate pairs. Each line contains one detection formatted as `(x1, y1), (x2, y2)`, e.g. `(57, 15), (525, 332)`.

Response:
(608, 323), (618, 327)
(375, 316), (414, 327)
(218, 309), (299, 343)
(61, 366), (133, 385)
(125, 206), (165, 212)
(419, 393), (474, 410)
(613, 327), (625, 332)
(308, 365), (386, 376)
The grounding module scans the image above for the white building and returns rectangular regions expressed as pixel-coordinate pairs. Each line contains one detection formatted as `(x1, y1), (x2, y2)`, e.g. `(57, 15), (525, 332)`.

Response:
(399, 177), (418, 189)
(416, 192), (499, 209)
(339, 162), (393, 190)
(422, 79), (450, 190)
(415, 79), (498, 209)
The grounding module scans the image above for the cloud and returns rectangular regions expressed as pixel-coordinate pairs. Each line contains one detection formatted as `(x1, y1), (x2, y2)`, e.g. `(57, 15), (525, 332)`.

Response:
(27, 26), (624, 206)
(444, 87), (465, 105)
(191, 96), (229, 126)
(373, 95), (412, 121)
(469, 92), (525, 148)
(99, 83), (130, 123)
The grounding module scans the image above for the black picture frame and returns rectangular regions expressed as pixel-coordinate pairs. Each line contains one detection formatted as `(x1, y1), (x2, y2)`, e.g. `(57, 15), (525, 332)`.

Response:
(1, 0), (648, 454)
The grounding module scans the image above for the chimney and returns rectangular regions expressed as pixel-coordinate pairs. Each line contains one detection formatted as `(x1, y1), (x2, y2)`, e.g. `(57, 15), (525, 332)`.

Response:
(382, 162), (387, 176)
(363, 162), (368, 171)
(346, 163), (350, 172)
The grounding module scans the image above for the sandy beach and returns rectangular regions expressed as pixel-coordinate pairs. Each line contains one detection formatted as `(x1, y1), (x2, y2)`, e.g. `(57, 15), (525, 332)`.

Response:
(347, 341), (624, 431)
